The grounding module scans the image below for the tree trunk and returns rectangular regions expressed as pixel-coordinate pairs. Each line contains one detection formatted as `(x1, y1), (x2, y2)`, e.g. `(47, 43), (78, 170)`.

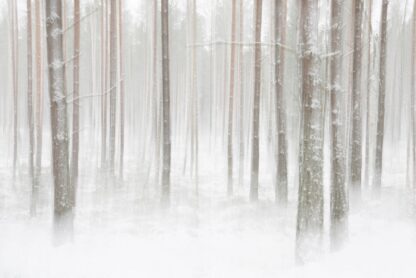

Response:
(27, 0), (36, 216)
(35, 0), (43, 191)
(227, 0), (237, 196)
(350, 0), (364, 201)
(161, 0), (171, 204)
(329, 0), (348, 251)
(275, 0), (288, 206)
(373, 0), (388, 196)
(101, 0), (108, 170)
(71, 0), (81, 207)
(364, 0), (372, 188)
(296, 0), (323, 264)
(250, 0), (263, 202)
(109, 0), (118, 174)
(119, 0), (125, 180)
(45, 0), (72, 240)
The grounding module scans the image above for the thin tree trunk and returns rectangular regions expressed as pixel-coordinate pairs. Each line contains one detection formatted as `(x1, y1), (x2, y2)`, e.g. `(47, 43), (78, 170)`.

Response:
(227, 0), (237, 196)
(161, 0), (171, 204)
(350, 0), (364, 201)
(109, 0), (118, 174)
(250, 0), (263, 202)
(275, 0), (288, 206)
(27, 0), (36, 216)
(373, 0), (388, 196)
(238, 0), (245, 187)
(365, 0), (372, 188)
(101, 0), (108, 170)
(119, 0), (125, 180)
(35, 0), (43, 190)
(329, 0), (348, 251)
(45, 0), (72, 241)
(71, 0), (81, 207)
(295, 0), (323, 264)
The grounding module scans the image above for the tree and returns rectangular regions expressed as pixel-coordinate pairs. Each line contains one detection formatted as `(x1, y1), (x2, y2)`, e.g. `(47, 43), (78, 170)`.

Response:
(296, 0), (324, 264)
(109, 0), (118, 174)
(27, 0), (36, 216)
(227, 0), (237, 196)
(350, 0), (364, 201)
(34, 0), (44, 190)
(45, 0), (72, 239)
(161, 0), (171, 203)
(373, 0), (389, 195)
(329, 0), (348, 251)
(71, 0), (81, 207)
(10, 0), (19, 178)
(119, 0), (125, 180)
(250, 0), (263, 202)
(275, 0), (288, 206)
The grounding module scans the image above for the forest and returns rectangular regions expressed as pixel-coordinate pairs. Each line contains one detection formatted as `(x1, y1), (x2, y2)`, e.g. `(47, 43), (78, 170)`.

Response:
(0, 0), (415, 277)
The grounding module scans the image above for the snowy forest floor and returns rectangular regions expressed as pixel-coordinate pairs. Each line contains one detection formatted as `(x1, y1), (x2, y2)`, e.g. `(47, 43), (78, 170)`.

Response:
(0, 151), (415, 278)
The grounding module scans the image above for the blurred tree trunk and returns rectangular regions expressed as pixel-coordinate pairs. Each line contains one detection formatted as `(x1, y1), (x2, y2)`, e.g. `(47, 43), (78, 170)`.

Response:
(373, 0), (389, 196)
(296, 0), (323, 264)
(365, 0), (372, 188)
(119, 0), (125, 180)
(35, 0), (43, 190)
(71, 0), (81, 207)
(27, 0), (36, 216)
(250, 0), (263, 202)
(161, 0), (171, 204)
(275, 0), (288, 206)
(45, 0), (72, 241)
(350, 0), (364, 201)
(109, 0), (118, 174)
(238, 0), (245, 187)
(101, 0), (108, 170)
(329, 0), (348, 251)
(227, 0), (237, 196)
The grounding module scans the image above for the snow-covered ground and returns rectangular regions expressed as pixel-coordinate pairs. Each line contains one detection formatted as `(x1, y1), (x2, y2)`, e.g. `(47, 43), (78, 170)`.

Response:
(1, 152), (415, 278)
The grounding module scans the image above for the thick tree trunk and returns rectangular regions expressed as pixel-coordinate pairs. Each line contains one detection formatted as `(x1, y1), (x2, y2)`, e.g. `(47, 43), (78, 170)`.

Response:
(350, 0), (364, 201)
(45, 0), (72, 240)
(329, 0), (348, 251)
(71, 0), (81, 207)
(373, 0), (388, 196)
(275, 0), (288, 206)
(27, 0), (36, 216)
(295, 0), (323, 264)
(250, 0), (263, 202)
(161, 0), (171, 204)
(227, 0), (237, 196)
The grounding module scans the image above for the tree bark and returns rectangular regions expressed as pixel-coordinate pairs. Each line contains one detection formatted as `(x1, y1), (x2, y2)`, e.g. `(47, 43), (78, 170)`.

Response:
(119, 0), (125, 180)
(373, 0), (388, 196)
(350, 0), (364, 201)
(296, 0), (323, 264)
(109, 0), (118, 174)
(329, 0), (348, 251)
(71, 0), (81, 207)
(275, 0), (288, 206)
(27, 0), (36, 216)
(250, 0), (263, 202)
(45, 0), (72, 240)
(161, 0), (171, 204)
(228, 0), (237, 196)
(35, 0), (43, 191)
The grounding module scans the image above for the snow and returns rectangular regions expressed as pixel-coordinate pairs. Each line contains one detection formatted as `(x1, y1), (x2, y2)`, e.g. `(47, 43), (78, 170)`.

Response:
(0, 158), (415, 278)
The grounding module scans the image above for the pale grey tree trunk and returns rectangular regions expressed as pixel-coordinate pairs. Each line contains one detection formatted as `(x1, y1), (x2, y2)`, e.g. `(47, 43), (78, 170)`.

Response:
(109, 0), (118, 174)
(35, 0), (43, 190)
(373, 0), (389, 196)
(119, 0), (125, 180)
(161, 0), (171, 204)
(228, 0), (237, 196)
(295, 0), (323, 264)
(71, 0), (81, 207)
(275, 0), (288, 206)
(27, 0), (36, 216)
(329, 0), (348, 251)
(350, 0), (364, 201)
(250, 0), (263, 202)
(101, 0), (108, 170)
(45, 0), (72, 240)
(238, 0), (245, 187)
